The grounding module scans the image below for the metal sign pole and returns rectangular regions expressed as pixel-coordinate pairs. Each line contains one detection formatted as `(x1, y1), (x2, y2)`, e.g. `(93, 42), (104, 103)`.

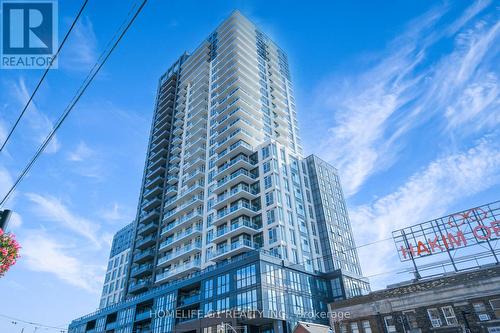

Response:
(402, 230), (421, 279)
(434, 219), (458, 272)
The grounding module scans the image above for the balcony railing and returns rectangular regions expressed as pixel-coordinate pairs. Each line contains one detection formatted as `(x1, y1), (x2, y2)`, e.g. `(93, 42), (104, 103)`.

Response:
(155, 259), (201, 283)
(215, 219), (260, 237)
(160, 225), (202, 246)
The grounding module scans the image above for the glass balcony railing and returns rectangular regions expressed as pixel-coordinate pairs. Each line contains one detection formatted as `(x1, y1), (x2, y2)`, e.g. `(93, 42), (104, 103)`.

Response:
(159, 225), (202, 248)
(157, 242), (202, 265)
(162, 211), (203, 233)
(215, 219), (260, 237)
(155, 259), (201, 282)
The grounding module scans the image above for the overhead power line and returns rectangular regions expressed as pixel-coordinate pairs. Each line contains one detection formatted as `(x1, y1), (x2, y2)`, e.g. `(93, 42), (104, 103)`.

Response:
(0, 0), (148, 208)
(0, 313), (67, 332)
(0, 0), (90, 152)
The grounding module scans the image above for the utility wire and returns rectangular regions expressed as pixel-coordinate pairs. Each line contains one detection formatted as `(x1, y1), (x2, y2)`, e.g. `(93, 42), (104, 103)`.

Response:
(0, 313), (67, 331)
(0, 0), (148, 208)
(0, 0), (90, 152)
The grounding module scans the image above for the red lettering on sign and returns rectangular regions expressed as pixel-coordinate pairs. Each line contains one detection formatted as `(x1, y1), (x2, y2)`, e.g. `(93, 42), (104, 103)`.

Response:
(473, 225), (492, 240)
(417, 241), (430, 256)
(447, 231), (467, 248)
(428, 236), (444, 252)
(491, 221), (500, 237)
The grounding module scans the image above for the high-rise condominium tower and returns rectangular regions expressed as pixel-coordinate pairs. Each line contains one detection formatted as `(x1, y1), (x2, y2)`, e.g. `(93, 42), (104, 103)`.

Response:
(70, 11), (369, 333)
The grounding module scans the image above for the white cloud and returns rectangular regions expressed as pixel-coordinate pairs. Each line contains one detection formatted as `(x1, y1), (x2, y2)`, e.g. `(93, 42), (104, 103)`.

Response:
(352, 137), (500, 289)
(21, 230), (104, 292)
(101, 202), (131, 222)
(314, 2), (499, 196)
(10, 78), (61, 153)
(0, 167), (14, 205)
(26, 193), (103, 247)
(61, 16), (98, 70)
(67, 141), (95, 162)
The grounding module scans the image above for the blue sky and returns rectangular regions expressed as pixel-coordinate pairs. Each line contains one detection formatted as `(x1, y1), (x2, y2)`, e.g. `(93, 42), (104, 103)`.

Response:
(0, 0), (499, 331)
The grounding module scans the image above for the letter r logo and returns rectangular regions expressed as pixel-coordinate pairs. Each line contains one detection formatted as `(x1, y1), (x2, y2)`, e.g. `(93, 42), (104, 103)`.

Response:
(2, 1), (55, 54)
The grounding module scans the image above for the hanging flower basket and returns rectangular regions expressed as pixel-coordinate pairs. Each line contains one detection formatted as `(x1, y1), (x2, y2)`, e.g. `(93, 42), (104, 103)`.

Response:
(0, 228), (21, 277)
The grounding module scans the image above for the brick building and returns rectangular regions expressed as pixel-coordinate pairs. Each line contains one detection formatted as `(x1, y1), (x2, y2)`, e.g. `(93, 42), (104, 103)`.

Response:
(328, 265), (500, 333)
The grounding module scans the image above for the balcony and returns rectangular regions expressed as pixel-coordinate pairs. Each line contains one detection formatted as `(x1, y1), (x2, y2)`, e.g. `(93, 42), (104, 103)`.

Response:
(135, 234), (156, 249)
(161, 210), (203, 235)
(212, 218), (261, 243)
(163, 195), (204, 222)
(185, 157), (205, 173)
(209, 239), (259, 262)
(155, 260), (201, 283)
(213, 201), (259, 226)
(157, 242), (202, 267)
(129, 279), (151, 293)
(170, 153), (181, 164)
(150, 140), (168, 153)
(167, 175), (178, 185)
(178, 294), (201, 307)
(217, 140), (253, 163)
(212, 184), (258, 210)
(164, 184), (204, 210)
(133, 249), (155, 263)
(145, 175), (164, 189)
(215, 154), (257, 180)
(159, 224), (202, 249)
(213, 169), (257, 195)
(146, 165), (165, 179)
(137, 221), (158, 236)
(105, 322), (117, 331)
(135, 310), (152, 322)
(141, 196), (162, 211)
(165, 186), (178, 197)
(130, 264), (154, 278)
(143, 185), (163, 200)
(152, 129), (169, 144)
(149, 147), (168, 163)
(184, 169), (205, 185)
(138, 208), (160, 224)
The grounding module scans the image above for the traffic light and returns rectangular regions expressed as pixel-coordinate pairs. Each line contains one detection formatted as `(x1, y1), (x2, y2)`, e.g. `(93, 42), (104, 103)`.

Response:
(0, 209), (12, 230)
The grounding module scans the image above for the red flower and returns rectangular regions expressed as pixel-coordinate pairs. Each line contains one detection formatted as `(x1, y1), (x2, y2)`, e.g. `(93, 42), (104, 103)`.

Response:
(0, 230), (21, 277)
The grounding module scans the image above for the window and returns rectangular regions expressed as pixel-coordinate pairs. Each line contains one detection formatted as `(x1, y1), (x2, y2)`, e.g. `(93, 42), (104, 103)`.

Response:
(265, 191), (274, 206)
(203, 302), (213, 316)
(487, 327), (500, 333)
(263, 161), (271, 173)
(403, 310), (418, 329)
(204, 279), (214, 298)
(427, 308), (442, 327)
(361, 321), (372, 333)
(350, 322), (359, 333)
(384, 316), (396, 333)
(269, 228), (278, 243)
(236, 289), (257, 310)
(264, 175), (272, 189)
(217, 274), (229, 295)
(441, 306), (458, 325)
(236, 264), (256, 288)
(473, 302), (486, 313)
(262, 146), (270, 159)
(216, 297), (229, 312)
(491, 299), (500, 318)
